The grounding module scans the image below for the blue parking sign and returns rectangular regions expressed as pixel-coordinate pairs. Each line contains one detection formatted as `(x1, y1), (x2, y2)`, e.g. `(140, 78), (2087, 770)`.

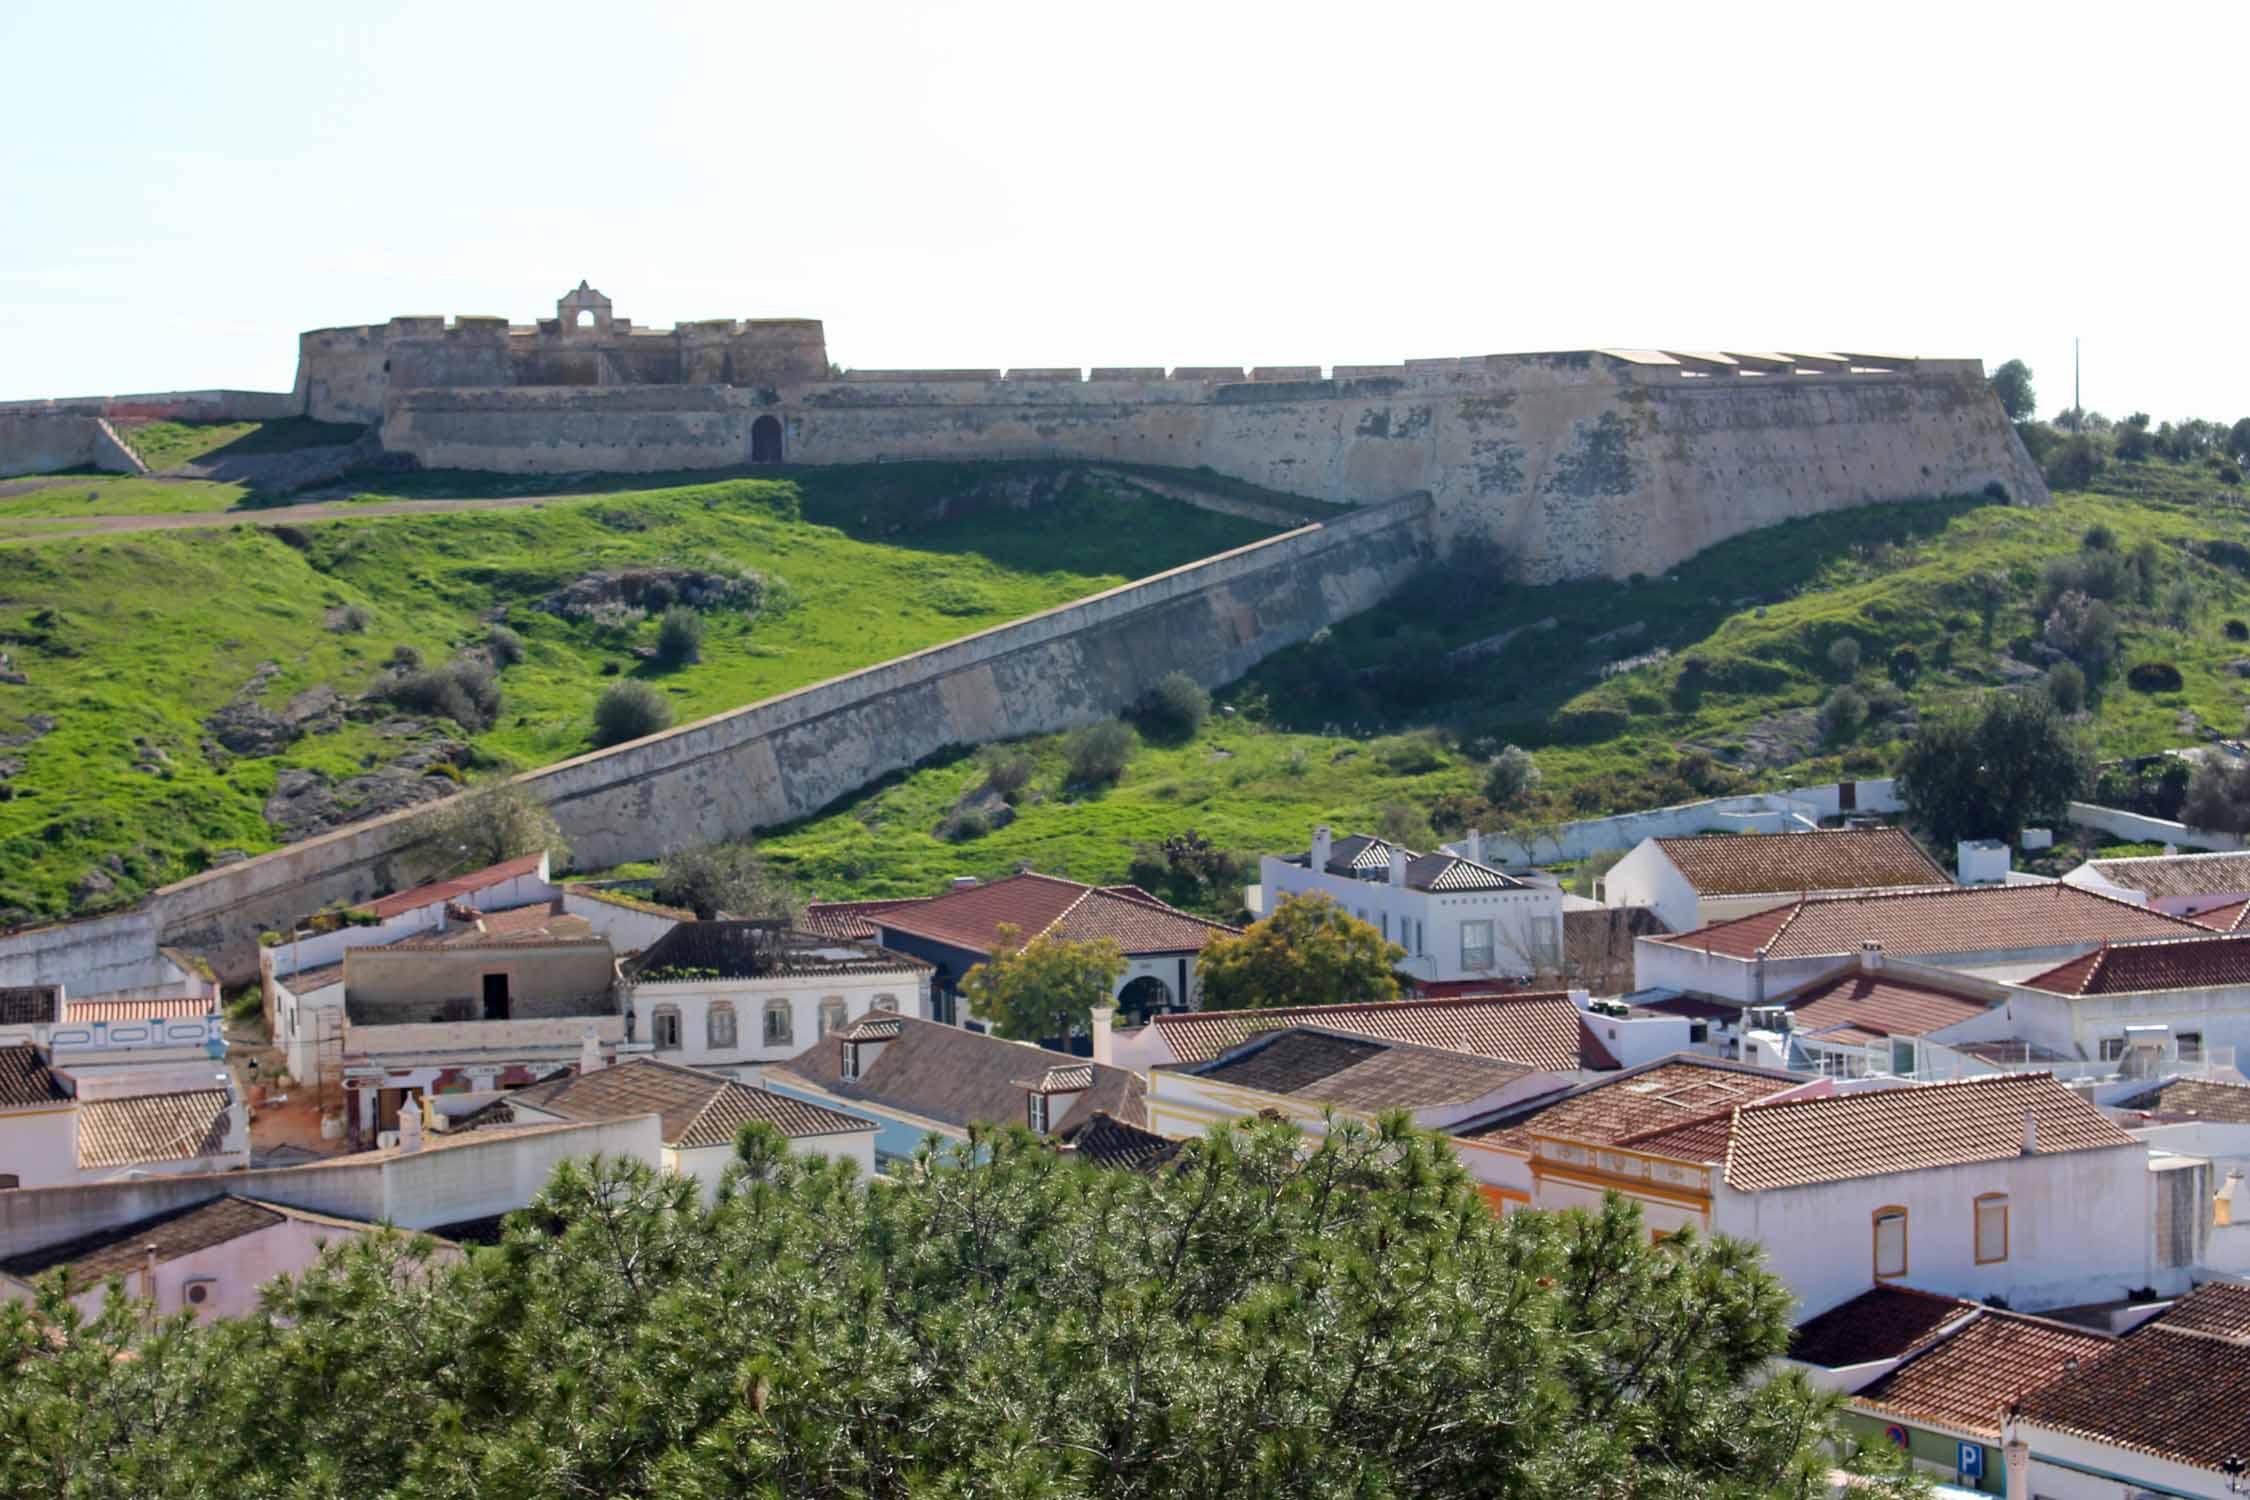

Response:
(1958, 1441), (1984, 1481)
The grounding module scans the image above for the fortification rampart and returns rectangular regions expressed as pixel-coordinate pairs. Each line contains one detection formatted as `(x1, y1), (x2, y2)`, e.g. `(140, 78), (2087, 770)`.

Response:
(0, 390), (302, 479)
(7, 496), (1429, 981)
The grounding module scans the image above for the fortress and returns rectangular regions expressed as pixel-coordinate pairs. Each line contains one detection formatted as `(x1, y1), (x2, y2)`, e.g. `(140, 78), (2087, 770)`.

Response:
(6, 283), (2047, 582)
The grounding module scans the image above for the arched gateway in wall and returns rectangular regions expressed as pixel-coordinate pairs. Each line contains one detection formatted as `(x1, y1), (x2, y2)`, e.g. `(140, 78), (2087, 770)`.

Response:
(750, 413), (783, 463)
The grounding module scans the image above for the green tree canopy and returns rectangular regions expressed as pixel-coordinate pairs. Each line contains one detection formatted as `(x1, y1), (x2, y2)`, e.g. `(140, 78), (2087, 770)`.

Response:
(1990, 358), (2036, 421)
(409, 780), (569, 880)
(1197, 891), (1406, 1011)
(960, 921), (1128, 1042)
(651, 840), (799, 922)
(0, 1117), (1918, 1499)
(1896, 688), (2095, 848)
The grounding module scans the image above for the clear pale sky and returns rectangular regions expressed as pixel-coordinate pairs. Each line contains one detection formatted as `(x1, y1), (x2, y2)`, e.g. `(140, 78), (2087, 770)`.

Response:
(3, 0), (2241, 420)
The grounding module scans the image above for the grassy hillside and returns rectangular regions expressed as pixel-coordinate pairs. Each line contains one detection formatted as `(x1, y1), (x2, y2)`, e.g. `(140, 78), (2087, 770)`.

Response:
(0, 469), (1277, 923)
(759, 459), (2250, 912)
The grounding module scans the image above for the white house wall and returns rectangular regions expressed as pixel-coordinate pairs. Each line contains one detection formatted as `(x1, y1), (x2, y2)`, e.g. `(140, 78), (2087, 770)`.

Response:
(1257, 857), (1564, 984)
(1600, 842), (1704, 934)
(2015, 1422), (2235, 1500)
(0, 1106), (79, 1188)
(626, 971), (926, 1073)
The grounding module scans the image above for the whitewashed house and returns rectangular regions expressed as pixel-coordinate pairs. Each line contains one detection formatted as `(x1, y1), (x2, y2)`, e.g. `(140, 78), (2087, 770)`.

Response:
(0, 1041), (247, 1189)
(1258, 826), (1562, 986)
(1600, 826), (1951, 935)
(2006, 933), (2250, 1075)
(619, 921), (930, 1076)
(2061, 847), (2250, 920)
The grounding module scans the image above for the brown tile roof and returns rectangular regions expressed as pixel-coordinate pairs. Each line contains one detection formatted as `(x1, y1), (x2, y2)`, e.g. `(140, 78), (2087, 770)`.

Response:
(2190, 896), (2250, 932)
(0, 1043), (70, 1108)
(75, 1089), (234, 1169)
(1720, 1073), (2138, 1192)
(0, 986), (60, 1027)
(1194, 1028), (1545, 1113)
(1777, 968), (1996, 1047)
(2150, 1280), (2250, 1341)
(511, 1058), (874, 1145)
(62, 996), (216, 1024)
(361, 851), (545, 919)
(1853, 1308), (2113, 1439)
(1015, 1063), (1094, 1095)
(1651, 827), (1949, 897)
(2021, 933), (2250, 996)
(1147, 992), (1591, 1072)
(1057, 1110), (1183, 1174)
(2086, 849), (2250, 901)
(1463, 1057), (1806, 1150)
(1656, 883), (2205, 961)
(872, 872), (1235, 956)
(2015, 1303), (2250, 1468)
(0, 1194), (393, 1284)
(1790, 1285), (1977, 1369)
(2113, 1077), (2250, 1125)
(622, 921), (929, 981)
(773, 1014), (1144, 1133)
(802, 898), (930, 942)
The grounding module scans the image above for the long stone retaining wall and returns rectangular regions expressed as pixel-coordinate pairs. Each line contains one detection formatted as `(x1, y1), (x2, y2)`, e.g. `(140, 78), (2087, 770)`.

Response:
(5, 496), (1432, 983)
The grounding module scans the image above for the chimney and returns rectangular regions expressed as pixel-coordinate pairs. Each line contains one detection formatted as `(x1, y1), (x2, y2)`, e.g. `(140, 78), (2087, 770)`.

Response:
(1567, 988), (1592, 1012)
(951, 875), (980, 892)
(579, 1028), (605, 1074)
(1467, 829), (1483, 865)
(1312, 825), (1333, 870)
(2020, 1110), (2038, 1156)
(396, 1093), (424, 1153)
(2218, 1167), (2248, 1228)
(144, 1243), (159, 1309)
(1859, 940), (1884, 974)
(1089, 1003), (1116, 1068)
(1388, 847), (1409, 887)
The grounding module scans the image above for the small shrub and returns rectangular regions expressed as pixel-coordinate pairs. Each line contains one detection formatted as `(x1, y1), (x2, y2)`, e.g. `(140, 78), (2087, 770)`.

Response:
(387, 644), (423, 671)
(2046, 661), (2087, 713)
(977, 749), (1033, 801)
(1887, 644), (1921, 684)
(2126, 660), (2185, 693)
(2228, 619), (2250, 642)
(384, 659), (501, 733)
(939, 807), (991, 842)
(1064, 719), (1136, 785)
(655, 607), (705, 669)
(1375, 730), (1447, 775)
(1137, 671), (1210, 740)
(331, 604), (370, 634)
(1819, 684), (1868, 743)
(1862, 680), (1908, 721)
(486, 624), (525, 666)
(2162, 580), (2199, 630)
(601, 659), (622, 676)
(1549, 706), (1630, 744)
(2083, 523), (2117, 552)
(1376, 802), (1436, 850)
(593, 680), (674, 746)
(1483, 744), (1541, 807)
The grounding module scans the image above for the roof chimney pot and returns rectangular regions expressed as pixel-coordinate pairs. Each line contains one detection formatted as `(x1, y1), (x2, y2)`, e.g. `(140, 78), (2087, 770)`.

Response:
(2021, 1110), (2038, 1155)
(1388, 847), (1409, 887)
(1860, 940), (1884, 974)
(1312, 825), (1333, 870)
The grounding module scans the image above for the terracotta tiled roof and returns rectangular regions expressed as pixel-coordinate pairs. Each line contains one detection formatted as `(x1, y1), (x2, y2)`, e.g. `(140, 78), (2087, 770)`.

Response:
(1776, 968), (1996, 1047)
(1854, 1308), (2112, 1439)
(1651, 827), (1949, 897)
(773, 1013), (1144, 1133)
(0, 986), (60, 1027)
(2016, 1296), (2250, 1468)
(1193, 1027), (1543, 1112)
(871, 872), (1235, 956)
(2086, 849), (2250, 901)
(0, 1043), (70, 1108)
(1616, 1107), (1739, 1161)
(802, 898), (929, 942)
(1014, 1064), (1094, 1095)
(511, 1058), (874, 1146)
(1721, 1073), (2137, 1192)
(1462, 1057), (1806, 1150)
(2189, 896), (2250, 932)
(75, 1089), (234, 1169)
(2021, 933), (2250, 996)
(62, 996), (216, 1024)
(1147, 992), (1590, 1072)
(2113, 1077), (2250, 1125)
(0, 1194), (392, 1283)
(1656, 883), (2205, 961)
(361, 851), (546, 920)
(1790, 1285), (1977, 1369)
(1057, 1110), (1182, 1174)
(2150, 1280), (2250, 1340)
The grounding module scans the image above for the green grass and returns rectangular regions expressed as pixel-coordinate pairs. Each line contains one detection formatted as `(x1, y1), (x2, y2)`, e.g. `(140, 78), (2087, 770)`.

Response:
(117, 416), (368, 471)
(0, 475), (253, 524)
(761, 459), (2250, 909)
(0, 470), (1275, 923)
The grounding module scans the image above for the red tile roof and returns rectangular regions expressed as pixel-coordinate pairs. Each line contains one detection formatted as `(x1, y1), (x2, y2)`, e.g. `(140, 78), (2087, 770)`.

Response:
(1656, 882), (2204, 961)
(511, 1058), (876, 1146)
(1194, 1028), (1540, 1113)
(1776, 967), (1996, 1046)
(2189, 896), (2250, 932)
(2149, 1280), (2250, 1341)
(1147, 992), (1594, 1072)
(1719, 1072), (2138, 1192)
(2020, 933), (2250, 995)
(802, 898), (930, 942)
(1853, 1308), (2112, 1438)
(61, 997), (216, 1024)
(872, 872), (1235, 956)
(1790, 1285), (1977, 1369)
(2113, 1077), (2250, 1125)
(1652, 827), (1950, 897)
(2016, 1292), (2250, 1469)
(0, 1043), (70, 1108)
(1462, 1058), (1807, 1150)
(2085, 849), (2250, 901)
(361, 851), (545, 920)
(75, 1089), (234, 1169)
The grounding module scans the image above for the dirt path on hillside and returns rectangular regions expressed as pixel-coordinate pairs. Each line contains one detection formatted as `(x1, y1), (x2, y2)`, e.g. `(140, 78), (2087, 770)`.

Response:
(0, 492), (584, 545)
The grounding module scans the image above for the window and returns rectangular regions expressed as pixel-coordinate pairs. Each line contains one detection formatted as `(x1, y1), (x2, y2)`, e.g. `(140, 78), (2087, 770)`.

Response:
(481, 972), (510, 1022)
(763, 998), (794, 1048)
(818, 997), (848, 1038)
(1414, 920), (1425, 957)
(1461, 920), (1494, 971)
(1890, 1038), (1918, 1076)
(707, 1001), (737, 1051)
(842, 1042), (862, 1080)
(2099, 1036), (2127, 1063)
(1873, 1207), (1909, 1280)
(1380, 912), (1390, 941)
(2179, 1031), (2204, 1062)
(1975, 1193), (2009, 1264)
(1026, 1092), (1049, 1132)
(0, 1173), (16, 1189)
(651, 1005), (682, 1051)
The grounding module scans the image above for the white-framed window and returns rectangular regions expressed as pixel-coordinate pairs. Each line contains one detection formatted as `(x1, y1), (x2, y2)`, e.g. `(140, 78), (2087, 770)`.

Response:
(651, 1005), (682, 1051)
(1461, 920), (1494, 971)
(763, 999), (794, 1048)
(1873, 1207), (1908, 1280)
(842, 1042), (862, 1080)
(707, 1002), (738, 1051)
(2099, 1036), (2127, 1063)
(1027, 1092), (1049, 1132)
(1975, 1194), (2009, 1264)
(818, 997), (848, 1038)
